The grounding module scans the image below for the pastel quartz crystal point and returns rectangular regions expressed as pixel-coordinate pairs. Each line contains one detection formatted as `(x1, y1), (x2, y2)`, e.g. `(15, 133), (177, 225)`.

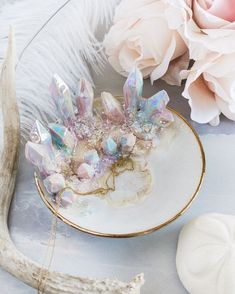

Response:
(76, 78), (94, 117)
(84, 149), (99, 166)
(56, 190), (76, 208)
(25, 141), (56, 174)
(43, 173), (65, 194)
(153, 109), (174, 127)
(140, 90), (170, 121)
(30, 120), (55, 160)
(101, 91), (125, 123)
(50, 74), (75, 126)
(123, 66), (143, 115)
(121, 133), (136, 153)
(77, 163), (95, 179)
(103, 137), (117, 155)
(48, 123), (75, 152)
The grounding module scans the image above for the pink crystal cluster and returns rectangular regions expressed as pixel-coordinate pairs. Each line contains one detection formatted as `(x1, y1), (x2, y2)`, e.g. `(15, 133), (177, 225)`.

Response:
(25, 67), (174, 208)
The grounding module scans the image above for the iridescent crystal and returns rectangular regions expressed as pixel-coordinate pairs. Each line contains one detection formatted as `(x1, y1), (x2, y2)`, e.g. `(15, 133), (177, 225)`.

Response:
(26, 72), (175, 204)
(102, 137), (117, 155)
(140, 90), (170, 122)
(152, 109), (174, 127)
(123, 66), (143, 114)
(76, 78), (94, 117)
(43, 173), (65, 194)
(101, 92), (125, 124)
(56, 190), (75, 208)
(48, 123), (75, 152)
(50, 74), (75, 126)
(77, 163), (95, 179)
(131, 121), (155, 140)
(84, 149), (99, 166)
(25, 141), (57, 174)
(30, 120), (55, 160)
(121, 133), (136, 153)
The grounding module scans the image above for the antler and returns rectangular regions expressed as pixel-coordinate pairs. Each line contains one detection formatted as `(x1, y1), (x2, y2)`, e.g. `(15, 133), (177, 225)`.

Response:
(0, 28), (144, 294)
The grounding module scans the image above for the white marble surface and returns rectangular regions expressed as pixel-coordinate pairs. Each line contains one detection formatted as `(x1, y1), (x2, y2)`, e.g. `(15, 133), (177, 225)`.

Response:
(2, 64), (235, 294)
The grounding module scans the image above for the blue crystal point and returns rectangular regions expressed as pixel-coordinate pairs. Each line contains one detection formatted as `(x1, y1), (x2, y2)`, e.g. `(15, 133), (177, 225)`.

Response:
(48, 123), (75, 153)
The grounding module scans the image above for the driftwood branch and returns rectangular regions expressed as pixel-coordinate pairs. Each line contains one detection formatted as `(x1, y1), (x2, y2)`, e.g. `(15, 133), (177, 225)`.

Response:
(0, 28), (144, 294)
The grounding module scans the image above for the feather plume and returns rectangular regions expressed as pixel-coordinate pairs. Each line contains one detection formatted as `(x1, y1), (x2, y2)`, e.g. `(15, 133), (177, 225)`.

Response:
(0, 0), (119, 139)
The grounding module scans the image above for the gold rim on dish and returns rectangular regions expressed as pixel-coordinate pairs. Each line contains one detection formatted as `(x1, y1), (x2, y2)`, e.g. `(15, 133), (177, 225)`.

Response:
(35, 107), (206, 238)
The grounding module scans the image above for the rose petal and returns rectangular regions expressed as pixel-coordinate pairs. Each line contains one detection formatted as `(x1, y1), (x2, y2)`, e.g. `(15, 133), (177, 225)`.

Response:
(216, 95), (235, 121)
(194, 0), (229, 29)
(182, 52), (217, 84)
(108, 54), (127, 76)
(183, 19), (209, 60)
(203, 73), (231, 102)
(165, 3), (186, 29)
(150, 36), (176, 83)
(207, 0), (235, 22)
(205, 53), (235, 77)
(182, 0), (235, 59)
(209, 114), (220, 126)
(217, 76), (235, 101)
(133, 18), (172, 62)
(197, 0), (212, 10)
(104, 0), (188, 81)
(183, 75), (220, 123)
(162, 51), (189, 86)
(119, 36), (142, 72)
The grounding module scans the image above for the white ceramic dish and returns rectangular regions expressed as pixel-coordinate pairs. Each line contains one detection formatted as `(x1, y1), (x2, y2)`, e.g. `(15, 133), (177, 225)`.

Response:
(35, 108), (205, 238)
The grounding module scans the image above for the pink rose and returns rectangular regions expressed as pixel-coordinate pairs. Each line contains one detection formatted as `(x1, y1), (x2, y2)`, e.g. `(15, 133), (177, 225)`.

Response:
(205, 0), (235, 22)
(182, 0), (235, 59)
(182, 52), (235, 125)
(103, 0), (188, 85)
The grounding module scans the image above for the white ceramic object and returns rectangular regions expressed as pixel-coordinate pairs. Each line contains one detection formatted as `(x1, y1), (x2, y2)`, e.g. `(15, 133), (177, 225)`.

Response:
(35, 109), (205, 237)
(176, 213), (235, 294)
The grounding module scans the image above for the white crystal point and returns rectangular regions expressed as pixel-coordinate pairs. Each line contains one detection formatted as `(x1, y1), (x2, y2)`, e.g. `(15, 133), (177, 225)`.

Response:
(101, 91), (125, 124)
(30, 120), (50, 144)
(84, 149), (99, 166)
(50, 74), (75, 126)
(56, 190), (76, 208)
(43, 173), (65, 194)
(123, 66), (143, 115)
(30, 120), (55, 160)
(77, 163), (95, 179)
(176, 213), (235, 294)
(76, 78), (94, 117)
(25, 141), (56, 174)
(121, 133), (136, 153)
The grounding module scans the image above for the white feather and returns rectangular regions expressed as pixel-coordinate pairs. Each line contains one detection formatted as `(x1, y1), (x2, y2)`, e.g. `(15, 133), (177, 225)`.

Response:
(0, 0), (118, 139)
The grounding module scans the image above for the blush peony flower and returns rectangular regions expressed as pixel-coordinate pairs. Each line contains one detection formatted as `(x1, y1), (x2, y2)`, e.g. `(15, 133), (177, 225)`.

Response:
(103, 0), (188, 85)
(182, 0), (235, 59)
(182, 52), (235, 125)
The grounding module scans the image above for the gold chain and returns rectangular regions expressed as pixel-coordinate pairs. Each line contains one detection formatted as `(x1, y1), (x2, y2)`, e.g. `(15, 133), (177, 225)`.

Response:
(37, 156), (135, 293)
